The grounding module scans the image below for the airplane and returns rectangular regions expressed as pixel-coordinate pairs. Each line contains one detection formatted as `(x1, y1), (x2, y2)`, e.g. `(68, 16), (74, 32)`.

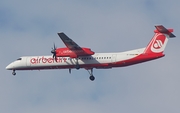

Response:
(6, 25), (176, 81)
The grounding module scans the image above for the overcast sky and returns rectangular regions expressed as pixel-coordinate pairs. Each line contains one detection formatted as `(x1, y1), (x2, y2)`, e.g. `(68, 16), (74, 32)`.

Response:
(1, 0), (180, 113)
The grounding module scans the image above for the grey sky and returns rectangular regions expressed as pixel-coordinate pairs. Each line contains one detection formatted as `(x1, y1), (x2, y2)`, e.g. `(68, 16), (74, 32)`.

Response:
(1, 0), (180, 113)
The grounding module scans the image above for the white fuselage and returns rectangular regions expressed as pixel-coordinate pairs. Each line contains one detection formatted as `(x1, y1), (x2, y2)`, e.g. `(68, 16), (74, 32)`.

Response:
(6, 48), (152, 70)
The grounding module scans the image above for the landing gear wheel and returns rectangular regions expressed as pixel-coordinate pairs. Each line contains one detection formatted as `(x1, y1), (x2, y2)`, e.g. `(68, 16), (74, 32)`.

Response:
(89, 75), (95, 81)
(87, 68), (95, 81)
(75, 65), (80, 70)
(12, 70), (16, 76)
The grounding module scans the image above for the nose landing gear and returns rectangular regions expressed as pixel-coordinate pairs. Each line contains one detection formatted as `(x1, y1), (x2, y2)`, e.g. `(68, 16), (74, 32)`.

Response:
(89, 75), (95, 81)
(12, 70), (16, 75)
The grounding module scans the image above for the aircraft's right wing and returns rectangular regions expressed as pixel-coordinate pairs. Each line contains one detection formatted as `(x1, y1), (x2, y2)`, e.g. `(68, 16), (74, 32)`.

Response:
(58, 32), (83, 50)
(57, 32), (95, 57)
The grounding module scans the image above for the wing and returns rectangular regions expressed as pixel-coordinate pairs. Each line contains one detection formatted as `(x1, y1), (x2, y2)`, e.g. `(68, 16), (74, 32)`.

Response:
(57, 33), (95, 57)
(58, 32), (83, 50)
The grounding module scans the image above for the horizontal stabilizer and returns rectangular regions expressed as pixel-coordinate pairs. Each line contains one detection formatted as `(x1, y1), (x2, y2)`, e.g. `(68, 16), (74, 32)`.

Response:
(155, 25), (176, 38)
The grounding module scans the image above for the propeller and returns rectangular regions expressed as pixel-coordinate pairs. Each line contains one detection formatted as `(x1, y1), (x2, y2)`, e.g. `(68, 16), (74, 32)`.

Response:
(51, 43), (57, 61)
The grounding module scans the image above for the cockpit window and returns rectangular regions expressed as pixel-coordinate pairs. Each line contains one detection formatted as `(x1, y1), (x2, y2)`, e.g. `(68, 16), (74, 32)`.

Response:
(17, 58), (22, 60)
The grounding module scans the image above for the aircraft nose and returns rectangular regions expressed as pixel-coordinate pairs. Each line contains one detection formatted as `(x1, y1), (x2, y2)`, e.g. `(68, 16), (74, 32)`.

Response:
(6, 63), (14, 70)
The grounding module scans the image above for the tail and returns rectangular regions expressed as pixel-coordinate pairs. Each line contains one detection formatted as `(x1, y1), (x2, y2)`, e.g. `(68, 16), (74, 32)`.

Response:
(143, 25), (176, 54)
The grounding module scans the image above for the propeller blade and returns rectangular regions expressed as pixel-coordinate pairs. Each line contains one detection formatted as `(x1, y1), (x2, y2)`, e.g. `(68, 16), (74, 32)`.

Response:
(51, 43), (57, 62)
(54, 43), (56, 49)
(55, 56), (57, 62)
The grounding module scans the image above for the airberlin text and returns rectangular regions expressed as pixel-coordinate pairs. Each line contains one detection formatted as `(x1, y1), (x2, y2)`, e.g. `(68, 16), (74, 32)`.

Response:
(30, 56), (67, 64)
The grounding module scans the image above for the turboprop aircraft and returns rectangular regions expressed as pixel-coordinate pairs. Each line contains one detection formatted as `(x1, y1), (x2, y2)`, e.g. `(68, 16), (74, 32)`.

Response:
(6, 25), (176, 81)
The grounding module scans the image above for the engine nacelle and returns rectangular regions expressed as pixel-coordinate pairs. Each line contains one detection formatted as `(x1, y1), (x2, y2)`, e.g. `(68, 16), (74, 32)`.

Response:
(55, 47), (94, 58)
(81, 48), (95, 55)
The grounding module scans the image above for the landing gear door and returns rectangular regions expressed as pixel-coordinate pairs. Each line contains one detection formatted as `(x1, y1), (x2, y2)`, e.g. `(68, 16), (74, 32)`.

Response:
(111, 54), (117, 63)
(26, 57), (31, 67)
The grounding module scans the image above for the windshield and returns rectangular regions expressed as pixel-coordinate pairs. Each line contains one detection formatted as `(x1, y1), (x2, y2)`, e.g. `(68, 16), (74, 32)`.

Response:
(17, 58), (22, 60)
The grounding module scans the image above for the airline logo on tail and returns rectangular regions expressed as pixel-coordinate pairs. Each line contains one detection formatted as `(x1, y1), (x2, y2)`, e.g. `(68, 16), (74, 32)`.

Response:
(151, 34), (167, 53)
(144, 25), (175, 54)
(154, 40), (162, 49)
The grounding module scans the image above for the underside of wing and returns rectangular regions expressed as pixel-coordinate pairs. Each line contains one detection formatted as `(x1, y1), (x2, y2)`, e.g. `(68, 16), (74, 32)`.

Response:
(58, 33), (82, 50)
(57, 33), (95, 57)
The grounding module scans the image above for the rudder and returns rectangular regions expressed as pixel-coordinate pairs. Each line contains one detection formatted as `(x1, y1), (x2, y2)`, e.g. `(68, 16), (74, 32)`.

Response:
(143, 25), (175, 54)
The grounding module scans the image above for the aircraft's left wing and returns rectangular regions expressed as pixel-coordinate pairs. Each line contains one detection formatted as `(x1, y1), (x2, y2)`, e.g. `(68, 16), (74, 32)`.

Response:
(58, 32), (82, 50)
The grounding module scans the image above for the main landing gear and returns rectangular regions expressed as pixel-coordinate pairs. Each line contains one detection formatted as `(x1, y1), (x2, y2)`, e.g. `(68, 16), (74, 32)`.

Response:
(75, 58), (80, 70)
(75, 64), (80, 70)
(12, 70), (16, 76)
(87, 68), (95, 81)
(69, 68), (95, 81)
